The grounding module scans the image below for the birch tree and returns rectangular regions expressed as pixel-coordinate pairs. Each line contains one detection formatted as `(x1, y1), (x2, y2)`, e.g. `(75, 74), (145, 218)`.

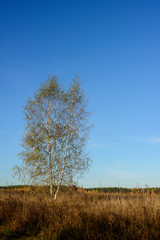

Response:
(14, 75), (91, 200)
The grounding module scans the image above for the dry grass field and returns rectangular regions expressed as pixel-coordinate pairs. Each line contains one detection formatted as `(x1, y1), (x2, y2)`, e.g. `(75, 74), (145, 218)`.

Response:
(0, 187), (160, 240)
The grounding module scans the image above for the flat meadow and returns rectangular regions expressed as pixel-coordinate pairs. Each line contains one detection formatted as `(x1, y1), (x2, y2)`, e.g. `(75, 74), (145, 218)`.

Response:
(0, 187), (160, 240)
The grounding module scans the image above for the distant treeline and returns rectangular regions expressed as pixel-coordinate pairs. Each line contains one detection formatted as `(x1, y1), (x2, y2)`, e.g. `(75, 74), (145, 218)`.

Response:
(0, 185), (74, 191)
(0, 185), (31, 190)
(86, 187), (160, 194)
(1, 185), (160, 194)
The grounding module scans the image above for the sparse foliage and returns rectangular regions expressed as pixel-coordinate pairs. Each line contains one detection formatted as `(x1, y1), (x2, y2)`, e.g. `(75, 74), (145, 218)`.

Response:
(14, 75), (92, 200)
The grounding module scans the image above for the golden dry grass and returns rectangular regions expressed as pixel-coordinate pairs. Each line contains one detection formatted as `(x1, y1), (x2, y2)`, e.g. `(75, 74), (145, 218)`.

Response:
(0, 188), (160, 239)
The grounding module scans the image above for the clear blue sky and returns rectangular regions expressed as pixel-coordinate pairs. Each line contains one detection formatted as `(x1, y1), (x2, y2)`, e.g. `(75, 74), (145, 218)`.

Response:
(0, 0), (160, 188)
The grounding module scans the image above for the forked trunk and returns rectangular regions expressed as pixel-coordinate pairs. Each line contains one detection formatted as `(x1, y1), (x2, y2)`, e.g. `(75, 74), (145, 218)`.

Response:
(54, 153), (67, 201)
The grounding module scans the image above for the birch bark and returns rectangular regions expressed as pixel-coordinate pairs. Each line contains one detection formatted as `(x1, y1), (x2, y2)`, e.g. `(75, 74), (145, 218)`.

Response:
(54, 104), (74, 201)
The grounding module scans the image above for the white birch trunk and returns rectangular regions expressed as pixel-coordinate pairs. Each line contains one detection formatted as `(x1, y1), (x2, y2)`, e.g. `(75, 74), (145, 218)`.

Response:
(54, 105), (73, 201)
